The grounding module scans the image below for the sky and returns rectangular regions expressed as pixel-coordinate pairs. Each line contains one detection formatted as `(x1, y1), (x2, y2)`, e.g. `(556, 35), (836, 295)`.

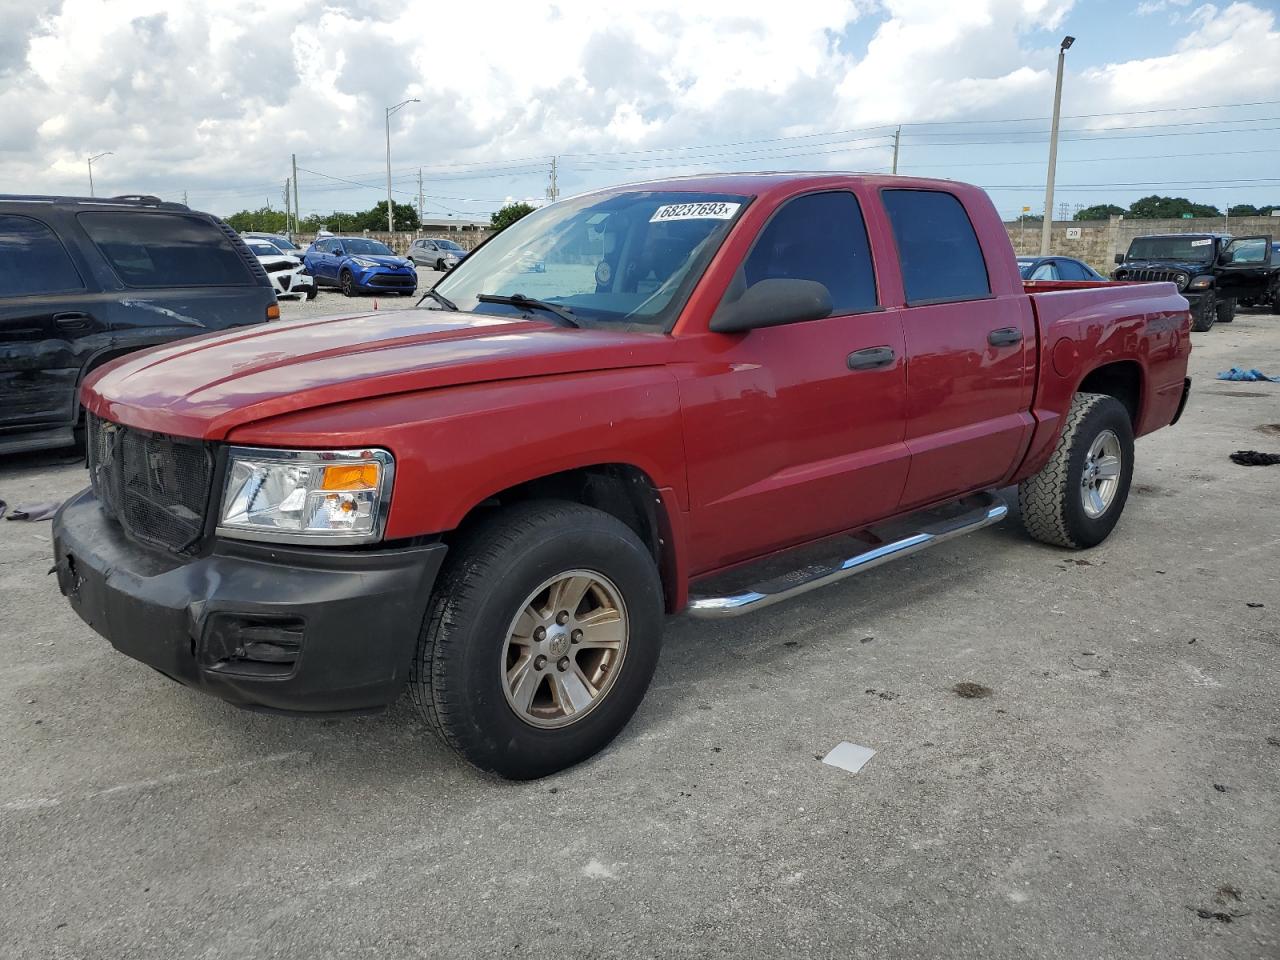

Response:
(2, 0), (1278, 223)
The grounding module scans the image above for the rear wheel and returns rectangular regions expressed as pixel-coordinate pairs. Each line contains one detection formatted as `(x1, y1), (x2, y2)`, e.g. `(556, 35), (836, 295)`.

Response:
(1190, 292), (1216, 332)
(410, 501), (664, 779)
(1019, 392), (1134, 549)
(340, 270), (356, 297)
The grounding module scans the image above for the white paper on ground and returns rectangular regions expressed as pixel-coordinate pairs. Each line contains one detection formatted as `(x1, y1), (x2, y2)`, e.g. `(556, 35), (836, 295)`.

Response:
(822, 741), (876, 775)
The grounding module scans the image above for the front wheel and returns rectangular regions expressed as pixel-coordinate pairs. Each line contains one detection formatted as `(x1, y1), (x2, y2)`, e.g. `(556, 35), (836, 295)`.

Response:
(1019, 392), (1135, 549)
(409, 501), (664, 779)
(1191, 293), (1216, 332)
(340, 270), (356, 297)
(305, 285), (318, 301)
(1217, 298), (1235, 324)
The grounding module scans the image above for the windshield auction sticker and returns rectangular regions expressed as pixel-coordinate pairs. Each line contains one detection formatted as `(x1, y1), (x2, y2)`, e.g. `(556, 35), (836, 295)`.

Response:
(650, 202), (741, 223)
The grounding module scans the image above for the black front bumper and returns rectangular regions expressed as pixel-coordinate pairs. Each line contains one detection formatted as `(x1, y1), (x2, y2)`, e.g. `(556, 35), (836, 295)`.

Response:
(52, 488), (446, 714)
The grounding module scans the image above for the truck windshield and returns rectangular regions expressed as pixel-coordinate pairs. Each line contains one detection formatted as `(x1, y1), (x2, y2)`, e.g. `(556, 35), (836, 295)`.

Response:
(434, 190), (750, 330)
(1126, 236), (1215, 262)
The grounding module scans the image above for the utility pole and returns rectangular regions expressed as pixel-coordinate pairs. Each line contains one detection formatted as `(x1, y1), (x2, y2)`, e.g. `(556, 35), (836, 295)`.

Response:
(385, 98), (420, 233)
(547, 156), (559, 202)
(1040, 35), (1074, 256)
(284, 179), (292, 234)
(87, 151), (112, 197)
(182, 190), (188, 207)
(891, 126), (901, 175)
(418, 168), (424, 229)
(291, 154), (300, 237)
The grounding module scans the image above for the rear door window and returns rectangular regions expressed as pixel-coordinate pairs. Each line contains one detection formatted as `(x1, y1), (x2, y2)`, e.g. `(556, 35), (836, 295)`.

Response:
(1029, 262), (1058, 281)
(739, 191), (878, 314)
(0, 215), (84, 297)
(77, 212), (253, 287)
(882, 189), (990, 304)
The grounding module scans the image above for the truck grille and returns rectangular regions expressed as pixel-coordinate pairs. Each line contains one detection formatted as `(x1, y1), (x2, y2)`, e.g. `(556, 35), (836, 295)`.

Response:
(88, 414), (216, 554)
(1117, 268), (1187, 288)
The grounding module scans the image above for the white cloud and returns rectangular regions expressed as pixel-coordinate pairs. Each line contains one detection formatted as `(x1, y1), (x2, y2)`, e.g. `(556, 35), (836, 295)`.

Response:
(0, 0), (1275, 217)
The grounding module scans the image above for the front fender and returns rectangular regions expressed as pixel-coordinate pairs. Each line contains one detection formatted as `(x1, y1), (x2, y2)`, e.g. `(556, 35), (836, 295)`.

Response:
(224, 366), (690, 539)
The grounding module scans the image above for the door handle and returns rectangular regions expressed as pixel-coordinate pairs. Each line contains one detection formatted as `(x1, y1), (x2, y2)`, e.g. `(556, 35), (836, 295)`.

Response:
(988, 326), (1023, 347)
(847, 346), (896, 371)
(53, 312), (92, 329)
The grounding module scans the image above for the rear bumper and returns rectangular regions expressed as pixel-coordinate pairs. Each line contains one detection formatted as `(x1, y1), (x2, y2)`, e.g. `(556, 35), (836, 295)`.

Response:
(52, 488), (445, 715)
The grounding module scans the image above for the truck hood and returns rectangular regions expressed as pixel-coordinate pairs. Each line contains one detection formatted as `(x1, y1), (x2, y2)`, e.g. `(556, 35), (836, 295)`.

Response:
(84, 310), (673, 440)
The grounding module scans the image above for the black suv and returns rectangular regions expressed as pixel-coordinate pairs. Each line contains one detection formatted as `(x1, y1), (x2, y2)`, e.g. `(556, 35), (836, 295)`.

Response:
(0, 195), (277, 455)
(1112, 232), (1273, 332)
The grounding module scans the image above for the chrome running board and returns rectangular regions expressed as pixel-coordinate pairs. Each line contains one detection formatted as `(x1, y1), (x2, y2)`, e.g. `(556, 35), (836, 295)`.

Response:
(686, 492), (1008, 620)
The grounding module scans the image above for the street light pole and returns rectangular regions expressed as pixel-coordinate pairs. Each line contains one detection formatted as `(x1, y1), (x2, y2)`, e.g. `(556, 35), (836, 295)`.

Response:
(87, 151), (113, 197)
(1040, 35), (1074, 256)
(385, 98), (420, 234)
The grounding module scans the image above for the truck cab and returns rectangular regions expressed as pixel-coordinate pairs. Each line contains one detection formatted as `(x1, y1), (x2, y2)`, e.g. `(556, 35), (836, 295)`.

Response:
(1113, 232), (1273, 331)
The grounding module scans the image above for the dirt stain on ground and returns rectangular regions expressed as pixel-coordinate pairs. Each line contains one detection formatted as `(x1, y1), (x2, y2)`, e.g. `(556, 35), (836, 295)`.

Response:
(1256, 423), (1280, 436)
(952, 681), (993, 699)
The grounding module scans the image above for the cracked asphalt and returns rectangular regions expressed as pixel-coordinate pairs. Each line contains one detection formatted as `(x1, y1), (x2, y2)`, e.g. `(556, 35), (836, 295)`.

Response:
(1, 300), (1278, 959)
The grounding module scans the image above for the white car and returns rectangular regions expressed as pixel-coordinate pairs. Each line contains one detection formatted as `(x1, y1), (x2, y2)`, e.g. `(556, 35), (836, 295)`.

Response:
(242, 237), (317, 300)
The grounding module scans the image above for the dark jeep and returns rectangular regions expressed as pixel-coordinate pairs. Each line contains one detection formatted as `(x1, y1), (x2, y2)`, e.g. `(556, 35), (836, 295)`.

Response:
(1112, 232), (1272, 331)
(0, 195), (277, 455)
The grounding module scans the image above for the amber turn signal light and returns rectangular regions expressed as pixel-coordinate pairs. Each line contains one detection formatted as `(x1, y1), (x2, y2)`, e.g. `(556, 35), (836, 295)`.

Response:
(266, 303), (281, 321)
(320, 463), (380, 490)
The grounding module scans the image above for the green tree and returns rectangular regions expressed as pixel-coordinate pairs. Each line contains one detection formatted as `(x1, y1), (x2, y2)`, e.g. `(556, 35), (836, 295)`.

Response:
(1228, 203), (1260, 217)
(1126, 195), (1222, 219)
(490, 202), (536, 232)
(357, 200), (420, 232)
(1073, 204), (1126, 221)
(224, 207), (290, 233)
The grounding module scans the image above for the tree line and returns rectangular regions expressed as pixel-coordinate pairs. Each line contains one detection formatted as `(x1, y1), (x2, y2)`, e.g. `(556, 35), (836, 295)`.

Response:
(222, 201), (539, 235)
(1042, 196), (1280, 222)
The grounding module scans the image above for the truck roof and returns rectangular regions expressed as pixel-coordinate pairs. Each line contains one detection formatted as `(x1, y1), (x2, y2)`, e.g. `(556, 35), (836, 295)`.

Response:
(1129, 232), (1229, 240)
(580, 171), (975, 199)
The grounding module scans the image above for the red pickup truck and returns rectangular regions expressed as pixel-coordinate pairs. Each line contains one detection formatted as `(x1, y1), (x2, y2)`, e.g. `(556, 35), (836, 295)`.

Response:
(53, 174), (1192, 778)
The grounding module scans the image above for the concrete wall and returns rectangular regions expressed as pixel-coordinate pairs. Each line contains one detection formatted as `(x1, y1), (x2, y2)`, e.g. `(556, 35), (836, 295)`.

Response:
(1004, 215), (1280, 275)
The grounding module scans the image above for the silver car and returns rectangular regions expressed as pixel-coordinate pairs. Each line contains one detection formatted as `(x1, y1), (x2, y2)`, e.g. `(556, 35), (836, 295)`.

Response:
(408, 237), (469, 271)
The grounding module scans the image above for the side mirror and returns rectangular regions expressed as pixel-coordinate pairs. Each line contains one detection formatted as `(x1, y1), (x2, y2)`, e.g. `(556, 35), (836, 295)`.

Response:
(1218, 250), (1233, 265)
(333, 246), (345, 256)
(1114, 253), (1125, 265)
(709, 278), (834, 334)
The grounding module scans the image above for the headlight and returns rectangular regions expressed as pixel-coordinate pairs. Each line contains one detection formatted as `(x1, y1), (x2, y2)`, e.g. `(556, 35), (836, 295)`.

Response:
(1187, 275), (1213, 291)
(217, 447), (393, 545)
(350, 257), (379, 268)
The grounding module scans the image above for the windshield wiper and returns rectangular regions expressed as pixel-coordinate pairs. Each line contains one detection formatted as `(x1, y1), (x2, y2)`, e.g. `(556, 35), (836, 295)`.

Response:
(477, 293), (579, 328)
(416, 288), (458, 311)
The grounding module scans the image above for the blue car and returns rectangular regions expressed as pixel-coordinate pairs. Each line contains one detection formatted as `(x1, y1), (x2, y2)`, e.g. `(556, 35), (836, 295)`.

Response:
(303, 236), (417, 297)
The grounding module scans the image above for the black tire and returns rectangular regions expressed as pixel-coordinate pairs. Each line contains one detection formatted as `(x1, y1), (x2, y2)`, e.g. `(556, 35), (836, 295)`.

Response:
(409, 501), (664, 779)
(1216, 298), (1235, 324)
(436, 258), (445, 272)
(340, 270), (356, 297)
(1190, 292), (1216, 332)
(1018, 392), (1135, 549)
(305, 285), (318, 301)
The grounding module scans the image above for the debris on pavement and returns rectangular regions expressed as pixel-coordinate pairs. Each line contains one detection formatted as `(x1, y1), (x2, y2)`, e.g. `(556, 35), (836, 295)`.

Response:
(821, 741), (876, 775)
(1216, 367), (1280, 382)
(952, 681), (993, 699)
(2, 500), (62, 521)
(1230, 450), (1280, 466)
